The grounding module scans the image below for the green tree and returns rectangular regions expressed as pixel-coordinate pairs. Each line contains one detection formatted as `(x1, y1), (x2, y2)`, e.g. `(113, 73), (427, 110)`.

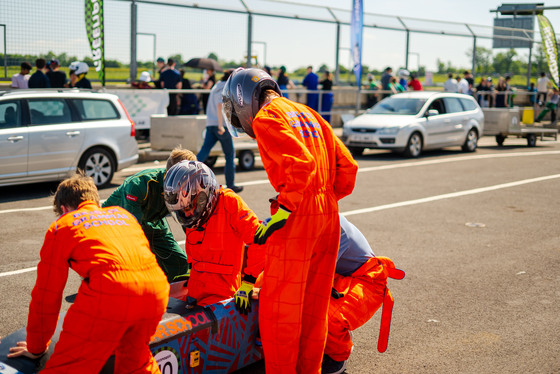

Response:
(492, 49), (518, 75)
(466, 46), (493, 75)
(208, 52), (218, 61)
(436, 59), (445, 74)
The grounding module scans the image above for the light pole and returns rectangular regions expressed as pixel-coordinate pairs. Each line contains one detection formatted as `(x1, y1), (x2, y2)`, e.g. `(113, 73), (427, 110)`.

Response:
(252, 41), (267, 67)
(138, 32), (157, 75)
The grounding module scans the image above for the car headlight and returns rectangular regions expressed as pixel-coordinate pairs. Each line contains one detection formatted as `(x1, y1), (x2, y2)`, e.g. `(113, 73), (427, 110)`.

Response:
(377, 127), (400, 135)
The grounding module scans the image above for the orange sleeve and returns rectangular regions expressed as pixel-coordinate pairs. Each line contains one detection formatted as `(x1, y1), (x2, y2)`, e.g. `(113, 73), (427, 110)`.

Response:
(26, 221), (71, 355)
(332, 135), (358, 200)
(253, 114), (316, 213)
(224, 191), (264, 279)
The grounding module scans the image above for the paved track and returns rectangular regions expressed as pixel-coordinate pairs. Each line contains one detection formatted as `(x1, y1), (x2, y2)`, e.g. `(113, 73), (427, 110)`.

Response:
(1, 136), (559, 373)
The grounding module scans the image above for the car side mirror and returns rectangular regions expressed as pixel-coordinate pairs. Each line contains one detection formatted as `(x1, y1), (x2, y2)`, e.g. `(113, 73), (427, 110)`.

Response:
(426, 109), (439, 117)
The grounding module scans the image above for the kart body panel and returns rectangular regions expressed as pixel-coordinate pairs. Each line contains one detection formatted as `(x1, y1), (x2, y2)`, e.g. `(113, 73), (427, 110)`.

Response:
(0, 290), (261, 373)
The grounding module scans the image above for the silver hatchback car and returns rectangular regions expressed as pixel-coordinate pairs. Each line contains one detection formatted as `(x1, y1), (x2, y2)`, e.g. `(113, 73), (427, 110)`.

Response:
(0, 90), (138, 188)
(342, 92), (484, 157)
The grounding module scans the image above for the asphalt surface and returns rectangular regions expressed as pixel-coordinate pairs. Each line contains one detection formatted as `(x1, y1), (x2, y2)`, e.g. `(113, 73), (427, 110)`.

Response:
(1, 135), (560, 374)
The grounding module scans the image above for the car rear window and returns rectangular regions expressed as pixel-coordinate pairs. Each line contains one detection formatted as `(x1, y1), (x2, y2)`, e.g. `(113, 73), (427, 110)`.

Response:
(0, 101), (21, 129)
(72, 99), (119, 121)
(460, 98), (478, 111)
(28, 99), (72, 126)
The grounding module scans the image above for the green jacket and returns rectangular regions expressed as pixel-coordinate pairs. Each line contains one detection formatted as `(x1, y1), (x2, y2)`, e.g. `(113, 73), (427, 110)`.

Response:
(103, 168), (170, 231)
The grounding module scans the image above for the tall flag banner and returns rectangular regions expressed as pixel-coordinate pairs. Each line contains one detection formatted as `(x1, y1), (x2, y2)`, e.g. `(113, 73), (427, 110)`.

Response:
(537, 15), (559, 89)
(85, 0), (105, 86)
(351, 0), (363, 86)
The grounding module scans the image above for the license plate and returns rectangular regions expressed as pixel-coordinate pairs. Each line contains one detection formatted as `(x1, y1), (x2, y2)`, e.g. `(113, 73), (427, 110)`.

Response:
(351, 133), (374, 142)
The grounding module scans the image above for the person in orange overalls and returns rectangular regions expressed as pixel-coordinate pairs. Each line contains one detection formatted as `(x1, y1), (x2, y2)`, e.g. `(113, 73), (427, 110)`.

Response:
(322, 214), (404, 374)
(6, 173), (169, 373)
(222, 68), (358, 373)
(163, 160), (260, 306)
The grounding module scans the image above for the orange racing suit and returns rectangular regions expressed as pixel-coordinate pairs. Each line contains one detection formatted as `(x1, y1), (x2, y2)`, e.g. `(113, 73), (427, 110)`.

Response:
(244, 97), (358, 373)
(26, 201), (169, 373)
(326, 256), (404, 361)
(183, 188), (260, 306)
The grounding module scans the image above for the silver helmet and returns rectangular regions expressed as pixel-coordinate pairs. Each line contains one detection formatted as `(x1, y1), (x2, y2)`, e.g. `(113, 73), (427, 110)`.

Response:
(221, 67), (281, 138)
(163, 160), (219, 229)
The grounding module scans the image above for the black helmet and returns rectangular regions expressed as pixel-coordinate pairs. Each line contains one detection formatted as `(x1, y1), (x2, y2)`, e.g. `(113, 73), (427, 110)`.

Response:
(221, 67), (281, 138)
(163, 160), (219, 229)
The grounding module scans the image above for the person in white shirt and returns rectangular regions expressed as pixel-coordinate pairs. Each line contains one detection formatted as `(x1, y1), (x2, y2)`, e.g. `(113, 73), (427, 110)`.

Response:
(443, 72), (458, 92)
(11, 62), (32, 89)
(536, 72), (551, 106)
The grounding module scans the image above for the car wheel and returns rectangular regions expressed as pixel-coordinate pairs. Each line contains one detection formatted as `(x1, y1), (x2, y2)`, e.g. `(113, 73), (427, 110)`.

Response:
(462, 128), (478, 152)
(495, 135), (506, 146)
(526, 134), (537, 147)
(403, 132), (422, 158)
(78, 147), (115, 189)
(204, 156), (218, 168)
(348, 146), (364, 156)
(238, 150), (255, 171)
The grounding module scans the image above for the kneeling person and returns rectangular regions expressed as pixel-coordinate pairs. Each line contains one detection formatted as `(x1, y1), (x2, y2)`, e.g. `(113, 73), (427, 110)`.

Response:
(164, 160), (260, 306)
(323, 215), (404, 374)
(8, 173), (169, 373)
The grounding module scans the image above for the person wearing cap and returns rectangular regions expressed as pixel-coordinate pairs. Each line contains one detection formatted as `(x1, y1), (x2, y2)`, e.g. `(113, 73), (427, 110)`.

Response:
(11, 62), (32, 89)
(154, 57), (167, 89)
(222, 68), (358, 373)
(131, 71), (154, 89)
(276, 65), (294, 99)
(46, 59), (67, 88)
(28, 58), (51, 89)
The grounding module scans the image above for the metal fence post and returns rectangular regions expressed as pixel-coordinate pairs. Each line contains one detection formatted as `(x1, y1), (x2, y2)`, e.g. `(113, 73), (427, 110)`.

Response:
(130, 0), (138, 82)
(0, 24), (6, 78)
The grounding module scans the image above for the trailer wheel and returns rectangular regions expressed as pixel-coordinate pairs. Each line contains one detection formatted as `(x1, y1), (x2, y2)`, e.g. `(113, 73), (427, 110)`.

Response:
(527, 134), (537, 147)
(348, 146), (364, 156)
(495, 135), (506, 147)
(238, 150), (255, 171)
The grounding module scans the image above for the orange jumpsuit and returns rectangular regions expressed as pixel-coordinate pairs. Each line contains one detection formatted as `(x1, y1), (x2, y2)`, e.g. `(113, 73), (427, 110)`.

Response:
(26, 201), (169, 374)
(245, 97), (358, 373)
(183, 188), (260, 306)
(325, 256), (404, 361)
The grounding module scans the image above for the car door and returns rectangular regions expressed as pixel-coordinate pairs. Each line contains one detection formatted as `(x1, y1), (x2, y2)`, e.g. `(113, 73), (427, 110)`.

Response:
(0, 100), (28, 183)
(442, 97), (469, 144)
(26, 98), (84, 179)
(422, 98), (449, 146)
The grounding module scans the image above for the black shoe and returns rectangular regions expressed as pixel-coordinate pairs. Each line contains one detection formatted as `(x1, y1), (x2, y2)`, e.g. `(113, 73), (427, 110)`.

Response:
(322, 354), (347, 374)
(229, 185), (244, 193)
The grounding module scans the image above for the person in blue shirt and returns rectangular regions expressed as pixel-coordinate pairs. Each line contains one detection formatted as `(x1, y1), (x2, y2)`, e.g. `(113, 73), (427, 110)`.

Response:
(302, 65), (319, 111)
(159, 58), (182, 115)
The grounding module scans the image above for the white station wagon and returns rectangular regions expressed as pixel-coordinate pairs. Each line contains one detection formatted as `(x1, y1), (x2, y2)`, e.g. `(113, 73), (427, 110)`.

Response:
(0, 90), (138, 188)
(342, 92), (484, 157)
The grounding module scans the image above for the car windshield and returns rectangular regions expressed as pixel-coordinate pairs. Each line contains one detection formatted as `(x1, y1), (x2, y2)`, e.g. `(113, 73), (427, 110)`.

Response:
(367, 98), (427, 115)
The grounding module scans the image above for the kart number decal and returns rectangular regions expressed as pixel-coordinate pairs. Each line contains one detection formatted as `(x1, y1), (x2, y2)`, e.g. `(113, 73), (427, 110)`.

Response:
(154, 347), (181, 374)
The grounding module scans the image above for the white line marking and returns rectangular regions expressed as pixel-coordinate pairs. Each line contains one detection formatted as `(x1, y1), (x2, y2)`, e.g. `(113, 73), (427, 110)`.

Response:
(342, 173), (560, 216)
(0, 267), (37, 277)
(2, 173), (559, 279)
(2, 150), (559, 215)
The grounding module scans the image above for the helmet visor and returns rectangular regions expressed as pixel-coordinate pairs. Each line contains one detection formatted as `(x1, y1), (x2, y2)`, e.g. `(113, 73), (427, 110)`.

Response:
(222, 100), (244, 138)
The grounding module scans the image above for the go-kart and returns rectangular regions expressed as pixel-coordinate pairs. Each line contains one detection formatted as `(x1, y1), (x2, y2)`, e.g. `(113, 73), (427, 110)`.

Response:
(0, 280), (262, 373)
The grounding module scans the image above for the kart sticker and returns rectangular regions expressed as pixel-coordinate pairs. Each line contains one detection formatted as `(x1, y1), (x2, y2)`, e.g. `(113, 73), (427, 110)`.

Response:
(0, 362), (21, 374)
(154, 347), (181, 374)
